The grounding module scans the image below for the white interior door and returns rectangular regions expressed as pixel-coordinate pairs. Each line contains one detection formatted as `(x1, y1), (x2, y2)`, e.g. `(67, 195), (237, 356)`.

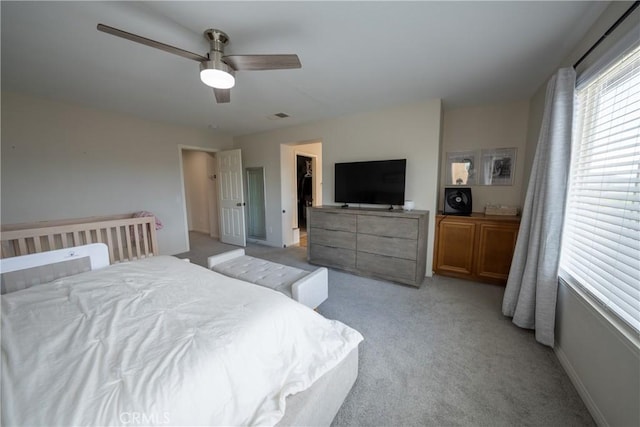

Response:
(217, 149), (246, 247)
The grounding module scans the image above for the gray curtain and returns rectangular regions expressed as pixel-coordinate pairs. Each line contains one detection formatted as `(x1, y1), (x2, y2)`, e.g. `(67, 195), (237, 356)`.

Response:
(502, 67), (576, 347)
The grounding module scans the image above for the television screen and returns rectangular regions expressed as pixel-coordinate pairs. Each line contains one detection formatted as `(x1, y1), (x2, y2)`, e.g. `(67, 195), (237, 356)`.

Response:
(335, 159), (406, 205)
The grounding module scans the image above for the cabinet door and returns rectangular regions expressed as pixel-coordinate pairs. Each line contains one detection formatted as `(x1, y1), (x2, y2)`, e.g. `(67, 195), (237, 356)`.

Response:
(475, 223), (519, 284)
(435, 220), (476, 276)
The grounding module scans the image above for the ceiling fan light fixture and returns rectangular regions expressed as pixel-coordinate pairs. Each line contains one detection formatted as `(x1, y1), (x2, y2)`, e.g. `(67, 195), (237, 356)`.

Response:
(98, 24), (301, 104)
(199, 61), (235, 89)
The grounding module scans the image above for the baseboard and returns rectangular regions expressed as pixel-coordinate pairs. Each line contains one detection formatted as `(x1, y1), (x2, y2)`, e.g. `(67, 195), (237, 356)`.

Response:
(247, 238), (279, 248)
(189, 228), (210, 234)
(554, 345), (608, 427)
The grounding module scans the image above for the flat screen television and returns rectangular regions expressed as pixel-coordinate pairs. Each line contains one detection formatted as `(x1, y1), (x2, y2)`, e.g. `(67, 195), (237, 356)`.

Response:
(335, 159), (406, 206)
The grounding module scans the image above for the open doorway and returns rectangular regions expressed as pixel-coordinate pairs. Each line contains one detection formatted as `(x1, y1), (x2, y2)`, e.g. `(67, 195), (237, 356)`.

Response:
(181, 149), (219, 248)
(296, 155), (313, 246)
(280, 141), (322, 248)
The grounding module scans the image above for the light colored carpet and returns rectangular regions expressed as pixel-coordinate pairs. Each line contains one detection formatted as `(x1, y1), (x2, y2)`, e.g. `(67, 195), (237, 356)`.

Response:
(177, 232), (594, 427)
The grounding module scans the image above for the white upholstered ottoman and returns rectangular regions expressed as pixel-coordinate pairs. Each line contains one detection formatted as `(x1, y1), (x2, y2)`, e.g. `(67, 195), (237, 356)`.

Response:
(207, 249), (328, 309)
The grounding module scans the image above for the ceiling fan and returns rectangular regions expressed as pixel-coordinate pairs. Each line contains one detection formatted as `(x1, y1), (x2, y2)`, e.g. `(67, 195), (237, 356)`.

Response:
(97, 24), (302, 104)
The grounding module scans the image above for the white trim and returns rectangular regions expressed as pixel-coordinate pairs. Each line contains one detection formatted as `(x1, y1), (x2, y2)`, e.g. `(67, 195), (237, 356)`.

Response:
(554, 344), (609, 427)
(179, 145), (220, 153)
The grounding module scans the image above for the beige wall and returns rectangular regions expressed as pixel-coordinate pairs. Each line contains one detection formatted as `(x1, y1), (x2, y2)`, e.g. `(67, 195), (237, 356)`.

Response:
(440, 100), (530, 212)
(1, 92), (233, 255)
(521, 86), (546, 207)
(235, 99), (442, 274)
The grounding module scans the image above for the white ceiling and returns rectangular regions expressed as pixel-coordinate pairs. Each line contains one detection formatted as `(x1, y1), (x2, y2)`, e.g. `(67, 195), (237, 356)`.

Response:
(1, 1), (608, 136)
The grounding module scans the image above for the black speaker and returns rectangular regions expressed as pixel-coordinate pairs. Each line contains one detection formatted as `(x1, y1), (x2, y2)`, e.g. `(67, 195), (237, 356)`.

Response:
(444, 187), (472, 215)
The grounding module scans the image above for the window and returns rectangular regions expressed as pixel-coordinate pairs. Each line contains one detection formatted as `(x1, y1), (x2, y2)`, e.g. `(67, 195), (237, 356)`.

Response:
(560, 42), (640, 332)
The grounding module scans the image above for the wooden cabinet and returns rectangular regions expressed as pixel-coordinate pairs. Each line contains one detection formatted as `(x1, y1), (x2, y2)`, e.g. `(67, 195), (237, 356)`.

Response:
(307, 207), (428, 287)
(434, 213), (520, 285)
(435, 220), (476, 276)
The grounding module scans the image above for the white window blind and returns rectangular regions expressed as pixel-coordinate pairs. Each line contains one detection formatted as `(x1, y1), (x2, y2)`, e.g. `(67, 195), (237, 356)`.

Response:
(560, 42), (640, 333)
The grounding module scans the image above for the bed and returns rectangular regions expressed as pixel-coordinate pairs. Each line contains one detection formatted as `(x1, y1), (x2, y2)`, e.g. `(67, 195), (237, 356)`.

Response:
(1, 244), (362, 426)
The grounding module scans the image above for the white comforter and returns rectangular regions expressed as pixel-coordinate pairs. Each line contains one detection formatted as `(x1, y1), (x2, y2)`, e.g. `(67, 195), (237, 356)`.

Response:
(1, 256), (362, 426)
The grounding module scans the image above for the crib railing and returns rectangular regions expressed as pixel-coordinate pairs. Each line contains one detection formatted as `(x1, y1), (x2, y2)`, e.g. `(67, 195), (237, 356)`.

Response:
(1, 214), (159, 264)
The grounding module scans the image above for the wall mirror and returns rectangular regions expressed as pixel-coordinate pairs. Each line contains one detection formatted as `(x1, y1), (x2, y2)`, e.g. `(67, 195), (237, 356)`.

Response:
(246, 167), (267, 240)
(446, 151), (477, 185)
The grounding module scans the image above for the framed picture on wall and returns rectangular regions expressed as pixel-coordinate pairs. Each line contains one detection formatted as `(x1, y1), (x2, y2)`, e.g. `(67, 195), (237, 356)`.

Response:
(480, 148), (516, 186)
(445, 151), (477, 186)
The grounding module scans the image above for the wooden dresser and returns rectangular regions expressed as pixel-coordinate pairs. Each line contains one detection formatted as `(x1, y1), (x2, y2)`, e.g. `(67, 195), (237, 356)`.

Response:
(433, 213), (520, 285)
(307, 206), (428, 287)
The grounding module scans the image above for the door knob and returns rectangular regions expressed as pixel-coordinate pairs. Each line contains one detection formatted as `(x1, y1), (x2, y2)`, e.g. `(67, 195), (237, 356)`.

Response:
(236, 202), (246, 207)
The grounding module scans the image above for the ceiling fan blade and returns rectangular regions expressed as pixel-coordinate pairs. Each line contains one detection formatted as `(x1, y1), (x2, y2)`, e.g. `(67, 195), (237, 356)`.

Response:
(97, 24), (208, 63)
(213, 88), (230, 104)
(223, 54), (301, 71)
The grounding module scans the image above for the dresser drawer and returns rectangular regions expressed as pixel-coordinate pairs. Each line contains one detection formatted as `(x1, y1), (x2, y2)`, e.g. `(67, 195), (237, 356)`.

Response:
(356, 252), (417, 283)
(309, 229), (356, 250)
(357, 234), (417, 260)
(309, 244), (356, 269)
(358, 215), (418, 239)
(310, 211), (356, 232)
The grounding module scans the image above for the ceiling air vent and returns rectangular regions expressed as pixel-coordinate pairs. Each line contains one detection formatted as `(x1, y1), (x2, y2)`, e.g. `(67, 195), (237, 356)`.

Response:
(267, 112), (290, 120)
